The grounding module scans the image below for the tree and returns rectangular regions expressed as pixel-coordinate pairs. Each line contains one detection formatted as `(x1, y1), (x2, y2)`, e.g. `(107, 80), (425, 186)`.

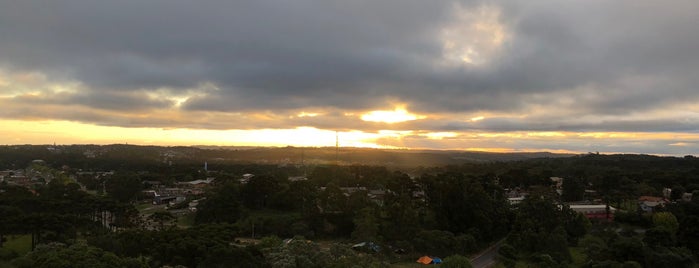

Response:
(352, 207), (380, 242)
(0, 205), (22, 247)
(645, 246), (695, 268)
(652, 212), (680, 234)
(509, 193), (573, 263)
(195, 182), (243, 224)
(12, 242), (146, 268)
(580, 234), (611, 264)
(678, 215), (699, 254)
(241, 174), (282, 209)
(105, 172), (142, 203)
(266, 237), (328, 268)
(148, 211), (175, 230)
(671, 185), (687, 201)
(497, 244), (517, 268)
(609, 236), (644, 264)
(562, 207), (590, 245)
(543, 227), (572, 263)
(561, 177), (585, 202)
(644, 227), (675, 248)
(441, 254), (473, 268)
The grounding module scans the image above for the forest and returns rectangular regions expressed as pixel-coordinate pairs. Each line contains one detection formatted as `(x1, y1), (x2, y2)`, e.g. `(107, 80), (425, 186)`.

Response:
(1, 145), (699, 267)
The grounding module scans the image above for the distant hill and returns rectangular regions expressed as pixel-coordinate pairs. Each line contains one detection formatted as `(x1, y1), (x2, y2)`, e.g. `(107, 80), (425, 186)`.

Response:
(190, 146), (574, 167)
(0, 144), (574, 169)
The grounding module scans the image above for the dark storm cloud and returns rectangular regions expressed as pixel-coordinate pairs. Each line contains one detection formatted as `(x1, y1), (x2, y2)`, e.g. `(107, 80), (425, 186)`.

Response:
(1, 0), (699, 134)
(9, 91), (173, 111)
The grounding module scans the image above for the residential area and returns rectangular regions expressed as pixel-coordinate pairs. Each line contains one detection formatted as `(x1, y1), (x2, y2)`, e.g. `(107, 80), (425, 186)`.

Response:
(1, 145), (698, 267)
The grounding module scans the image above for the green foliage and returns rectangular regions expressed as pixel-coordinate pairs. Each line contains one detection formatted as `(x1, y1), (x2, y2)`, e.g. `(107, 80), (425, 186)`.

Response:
(195, 182), (242, 224)
(497, 243), (517, 262)
(441, 254), (473, 268)
(0, 248), (18, 261)
(259, 236), (283, 249)
(265, 237), (326, 268)
(508, 195), (585, 264)
(264, 238), (382, 268)
(652, 212), (680, 234)
(645, 246), (695, 268)
(237, 212), (305, 238)
(89, 224), (266, 268)
(105, 172), (143, 203)
(529, 254), (558, 268)
(12, 242), (146, 268)
(678, 215), (699, 254)
(579, 234), (610, 262)
(614, 210), (652, 227)
(147, 211), (175, 230)
(419, 172), (511, 243)
(544, 227), (572, 263)
(412, 230), (476, 256)
(241, 175), (283, 210)
(621, 261), (642, 268)
(561, 177), (585, 202)
(644, 227), (676, 248)
(609, 236), (644, 264)
(351, 207), (380, 242)
(563, 207), (591, 245)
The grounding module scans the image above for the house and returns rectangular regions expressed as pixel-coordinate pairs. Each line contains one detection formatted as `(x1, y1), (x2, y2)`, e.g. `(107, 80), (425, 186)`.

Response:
(638, 196), (667, 213)
(240, 174), (254, 184)
(682, 192), (693, 202)
(153, 196), (177, 205)
(508, 196), (526, 206)
(368, 190), (387, 206)
(550, 177), (564, 189)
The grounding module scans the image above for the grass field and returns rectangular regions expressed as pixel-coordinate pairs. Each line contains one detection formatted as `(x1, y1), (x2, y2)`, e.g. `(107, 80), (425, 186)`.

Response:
(177, 212), (196, 228)
(2, 235), (31, 256)
(569, 247), (588, 267)
(390, 262), (426, 267)
(0, 234), (31, 267)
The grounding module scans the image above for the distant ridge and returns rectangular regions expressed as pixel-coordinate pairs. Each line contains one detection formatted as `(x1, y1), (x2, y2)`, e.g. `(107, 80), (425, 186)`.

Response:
(1, 144), (575, 168)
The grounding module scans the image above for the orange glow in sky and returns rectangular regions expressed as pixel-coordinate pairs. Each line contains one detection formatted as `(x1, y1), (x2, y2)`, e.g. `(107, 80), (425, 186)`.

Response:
(361, 107), (426, 123)
(3, 118), (698, 155)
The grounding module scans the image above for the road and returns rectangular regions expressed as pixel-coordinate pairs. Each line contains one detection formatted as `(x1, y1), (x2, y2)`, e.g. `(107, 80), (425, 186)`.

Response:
(470, 239), (505, 268)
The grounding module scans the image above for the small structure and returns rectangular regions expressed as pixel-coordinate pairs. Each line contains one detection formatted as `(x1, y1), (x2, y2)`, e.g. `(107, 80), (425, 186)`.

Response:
(662, 188), (672, 199)
(508, 196), (526, 206)
(416, 256), (442, 265)
(153, 196), (177, 205)
(682, 192), (693, 202)
(240, 174), (254, 184)
(288, 176), (308, 182)
(417, 256), (433, 265)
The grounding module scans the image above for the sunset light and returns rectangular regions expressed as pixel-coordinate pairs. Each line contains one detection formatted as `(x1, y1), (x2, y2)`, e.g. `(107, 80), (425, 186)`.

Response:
(0, 1), (697, 155)
(361, 108), (426, 124)
(3, 2), (699, 266)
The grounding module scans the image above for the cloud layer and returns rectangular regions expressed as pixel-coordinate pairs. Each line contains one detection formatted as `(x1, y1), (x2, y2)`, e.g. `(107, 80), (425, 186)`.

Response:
(1, 1), (699, 154)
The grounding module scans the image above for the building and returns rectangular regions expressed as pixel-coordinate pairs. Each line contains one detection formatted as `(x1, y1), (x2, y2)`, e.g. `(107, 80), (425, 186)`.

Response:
(569, 204), (616, 220)
(638, 196), (667, 213)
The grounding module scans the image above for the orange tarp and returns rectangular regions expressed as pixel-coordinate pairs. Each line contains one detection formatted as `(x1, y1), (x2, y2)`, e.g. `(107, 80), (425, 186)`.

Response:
(416, 256), (433, 265)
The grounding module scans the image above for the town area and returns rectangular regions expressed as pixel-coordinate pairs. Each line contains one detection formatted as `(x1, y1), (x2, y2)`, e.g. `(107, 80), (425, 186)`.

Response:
(1, 145), (698, 267)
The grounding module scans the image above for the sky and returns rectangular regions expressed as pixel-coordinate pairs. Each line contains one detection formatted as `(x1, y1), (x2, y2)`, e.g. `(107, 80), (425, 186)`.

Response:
(1, 1), (699, 155)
